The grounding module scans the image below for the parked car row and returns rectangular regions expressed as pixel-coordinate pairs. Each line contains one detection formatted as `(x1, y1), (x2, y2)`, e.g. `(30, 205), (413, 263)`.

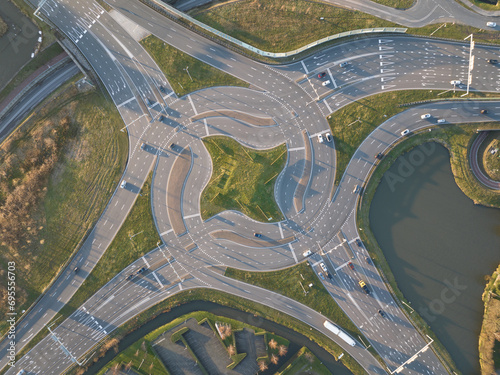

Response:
(317, 132), (332, 143)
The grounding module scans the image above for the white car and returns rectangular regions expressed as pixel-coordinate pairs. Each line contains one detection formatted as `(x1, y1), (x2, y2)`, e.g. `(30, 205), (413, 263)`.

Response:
(303, 250), (312, 257)
(325, 132), (332, 142)
(450, 80), (461, 86)
(420, 113), (431, 120)
(120, 180), (127, 189)
(487, 21), (497, 28)
(322, 80), (331, 86)
(317, 134), (324, 143)
(437, 119), (446, 124)
(401, 129), (410, 136)
(320, 262), (328, 273)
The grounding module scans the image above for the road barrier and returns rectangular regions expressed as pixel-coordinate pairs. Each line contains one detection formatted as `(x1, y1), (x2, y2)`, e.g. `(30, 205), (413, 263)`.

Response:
(145, 0), (407, 58)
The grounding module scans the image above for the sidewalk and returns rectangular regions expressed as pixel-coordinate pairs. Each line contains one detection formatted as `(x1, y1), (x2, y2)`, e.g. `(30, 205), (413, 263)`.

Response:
(0, 51), (68, 113)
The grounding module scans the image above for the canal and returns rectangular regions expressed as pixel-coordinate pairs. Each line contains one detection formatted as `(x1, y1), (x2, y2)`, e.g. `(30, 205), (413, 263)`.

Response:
(369, 142), (500, 374)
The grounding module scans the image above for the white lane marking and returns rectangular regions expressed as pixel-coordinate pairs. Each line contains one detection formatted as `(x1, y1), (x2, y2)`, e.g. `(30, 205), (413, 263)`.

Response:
(288, 146), (305, 152)
(152, 271), (164, 288)
(117, 96), (135, 108)
(278, 222), (284, 239)
(142, 256), (150, 268)
(289, 243), (298, 263)
(188, 95), (198, 115)
(160, 229), (173, 236)
(327, 68), (337, 88)
(301, 60), (309, 74)
(184, 213), (201, 220)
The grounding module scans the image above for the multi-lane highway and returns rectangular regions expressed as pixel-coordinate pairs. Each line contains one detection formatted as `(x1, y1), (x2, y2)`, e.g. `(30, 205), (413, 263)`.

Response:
(1, 0), (499, 374)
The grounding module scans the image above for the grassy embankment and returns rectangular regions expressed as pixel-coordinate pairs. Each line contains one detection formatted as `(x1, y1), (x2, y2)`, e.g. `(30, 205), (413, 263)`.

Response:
(96, 311), (291, 374)
(0, 16), (7, 37)
(66, 288), (365, 375)
(372, 0), (415, 8)
(278, 346), (331, 375)
(190, 0), (397, 53)
(480, 131), (500, 181)
(201, 136), (286, 222)
(0, 79), (128, 336)
(140, 34), (248, 97)
(479, 264), (500, 375)
(469, 0), (500, 11)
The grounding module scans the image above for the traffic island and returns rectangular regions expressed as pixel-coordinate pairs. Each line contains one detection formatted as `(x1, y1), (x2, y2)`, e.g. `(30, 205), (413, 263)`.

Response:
(200, 136), (286, 222)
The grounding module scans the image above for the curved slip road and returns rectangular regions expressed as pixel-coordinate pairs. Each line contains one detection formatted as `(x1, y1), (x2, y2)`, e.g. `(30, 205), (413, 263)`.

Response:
(469, 131), (500, 190)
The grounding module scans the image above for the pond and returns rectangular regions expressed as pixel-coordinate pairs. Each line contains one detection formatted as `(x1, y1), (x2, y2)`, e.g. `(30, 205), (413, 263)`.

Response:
(369, 142), (500, 374)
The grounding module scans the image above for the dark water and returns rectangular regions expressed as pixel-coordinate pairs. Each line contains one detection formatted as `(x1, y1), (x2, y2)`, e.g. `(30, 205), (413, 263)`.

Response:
(369, 142), (500, 375)
(0, 0), (39, 90)
(84, 300), (352, 374)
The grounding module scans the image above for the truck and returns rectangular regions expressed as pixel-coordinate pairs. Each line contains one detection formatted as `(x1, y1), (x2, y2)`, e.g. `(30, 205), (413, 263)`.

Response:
(359, 280), (370, 294)
(323, 320), (356, 347)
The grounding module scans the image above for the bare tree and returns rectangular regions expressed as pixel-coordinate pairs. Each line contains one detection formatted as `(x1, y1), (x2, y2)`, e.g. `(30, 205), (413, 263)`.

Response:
(268, 339), (278, 349)
(278, 345), (288, 357)
(228, 344), (236, 357)
(258, 360), (268, 372)
(271, 354), (279, 365)
(141, 341), (147, 352)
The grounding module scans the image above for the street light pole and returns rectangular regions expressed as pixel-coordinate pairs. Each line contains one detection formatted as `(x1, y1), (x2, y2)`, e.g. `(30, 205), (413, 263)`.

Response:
(184, 66), (193, 82)
(462, 34), (474, 97)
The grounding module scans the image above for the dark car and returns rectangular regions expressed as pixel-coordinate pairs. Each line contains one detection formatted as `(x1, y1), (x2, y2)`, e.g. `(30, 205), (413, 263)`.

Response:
(160, 115), (166, 123)
(126, 274), (134, 281)
(141, 142), (146, 150)
(366, 257), (372, 265)
(348, 262), (355, 270)
(159, 85), (166, 93)
(170, 143), (176, 150)
(327, 272), (333, 280)
(136, 267), (147, 275)
(254, 233), (262, 238)
(375, 153), (384, 160)
(318, 72), (326, 78)
(481, 109), (488, 114)
(378, 309), (386, 317)
(488, 59), (498, 64)
(356, 238), (362, 247)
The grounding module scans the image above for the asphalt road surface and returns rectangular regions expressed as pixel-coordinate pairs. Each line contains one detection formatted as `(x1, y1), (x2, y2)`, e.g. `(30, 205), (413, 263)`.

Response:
(1, 1), (499, 374)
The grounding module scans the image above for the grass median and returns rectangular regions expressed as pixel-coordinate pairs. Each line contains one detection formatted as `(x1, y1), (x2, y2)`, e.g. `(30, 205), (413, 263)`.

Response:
(481, 131), (500, 181)
(328, 90), (500, 186)
(140, 34), (248, 97)
(0, 16), (7, 37)
(0, 79), (128, 336)
(201, 136), (286, 222)
(469, 0), (500, 11)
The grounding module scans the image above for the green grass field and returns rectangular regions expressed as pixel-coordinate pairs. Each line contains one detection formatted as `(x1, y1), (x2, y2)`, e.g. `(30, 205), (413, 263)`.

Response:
(201, 136), (286, 222)
(140, 34), (248, 97)
(329, 90), (500, 186)
(10, 0), (56, 49)
(279, 346), (331, 375)
(469, 0), (500, 11)
(190, 0), (398, 53)
(481, 131), (500, 181)
(371, 0), (415, 8)
(0, 81), (128, 336)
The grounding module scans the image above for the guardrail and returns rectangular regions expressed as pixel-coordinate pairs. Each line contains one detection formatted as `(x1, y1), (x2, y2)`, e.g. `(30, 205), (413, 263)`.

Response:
(147, 0), (407, 58)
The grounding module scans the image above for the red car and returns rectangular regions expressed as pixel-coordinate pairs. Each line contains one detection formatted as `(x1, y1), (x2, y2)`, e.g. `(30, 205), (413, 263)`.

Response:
(348, 262), (354, 270)
(318, 72), (326, 78)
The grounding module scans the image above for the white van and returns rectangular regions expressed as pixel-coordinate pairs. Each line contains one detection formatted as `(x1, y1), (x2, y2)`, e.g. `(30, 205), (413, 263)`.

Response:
(322, 80), (331, 86)
(487, 21), (497, 27)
